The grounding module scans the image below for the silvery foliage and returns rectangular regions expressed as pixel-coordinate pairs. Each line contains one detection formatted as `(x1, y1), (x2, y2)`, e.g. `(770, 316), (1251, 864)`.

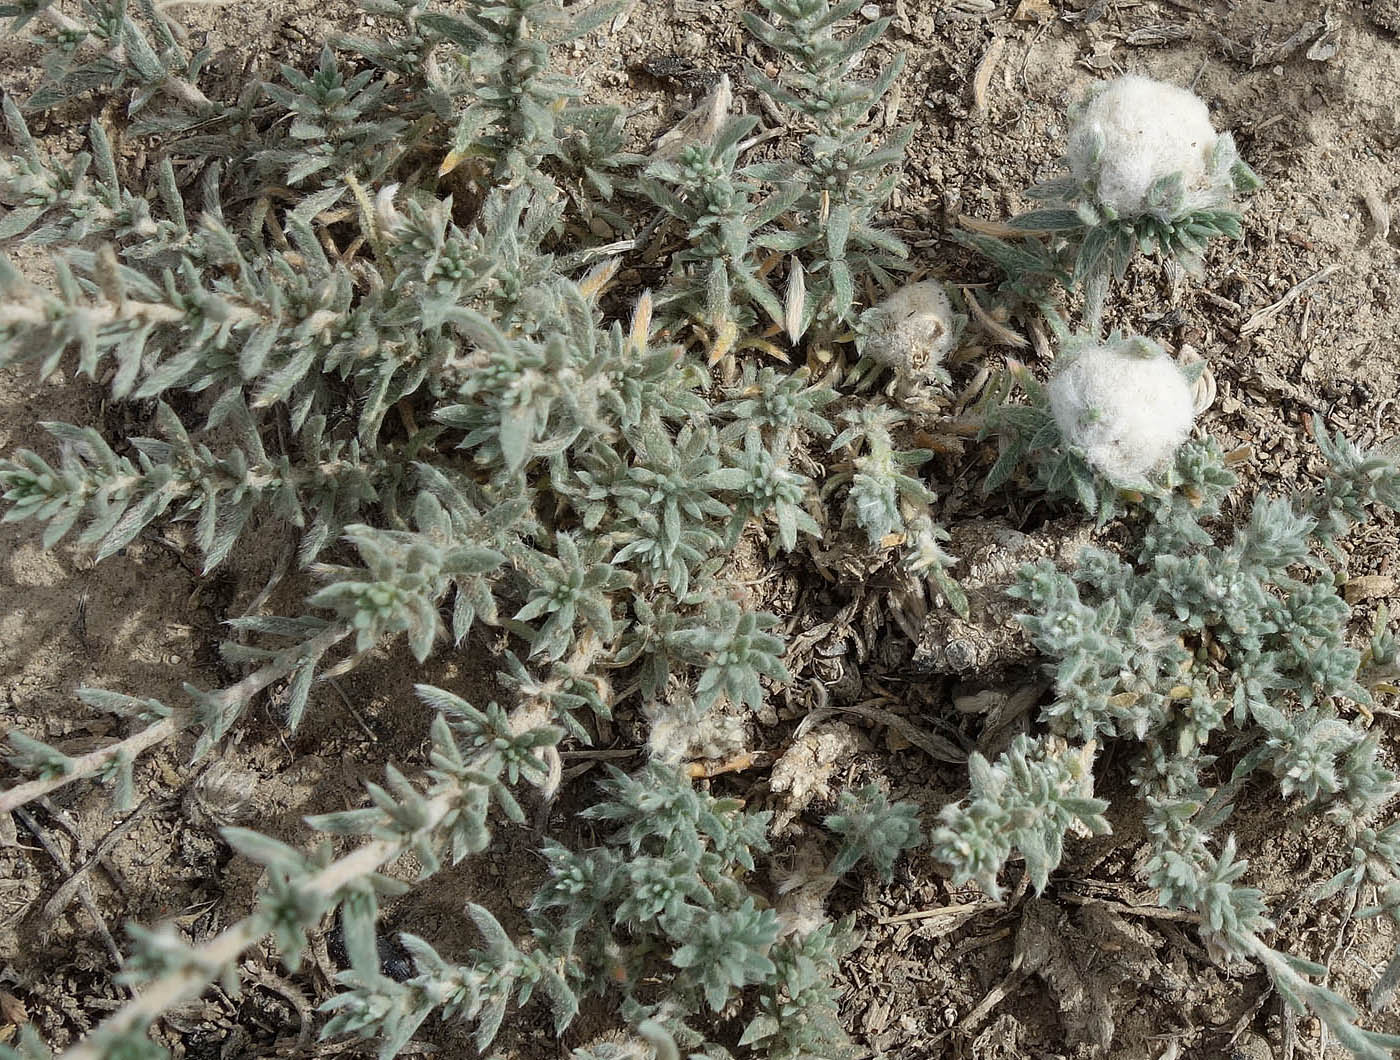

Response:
(825, 782), (924, 880)
(743, 0), (914, 348)
(312, 763), (856, 1060)
(823, 404), (934, 546)
(930, 426), (1400, 1059)
(3, 0), (1400, 1056)
(0, 0), (942, 1056)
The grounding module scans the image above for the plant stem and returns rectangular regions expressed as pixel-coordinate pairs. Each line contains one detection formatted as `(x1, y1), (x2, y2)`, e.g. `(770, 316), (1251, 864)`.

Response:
(0, 624), (352, 814)
(54, 700), (550, 1060)
(0, 717), (178, 815)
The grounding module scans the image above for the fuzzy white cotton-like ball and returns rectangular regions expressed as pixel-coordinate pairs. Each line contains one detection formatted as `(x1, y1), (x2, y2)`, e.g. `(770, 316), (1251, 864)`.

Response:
(1067, 75), (1219, 218)
(860, 280), (958, 381)
(1047, 337), (1195, 483)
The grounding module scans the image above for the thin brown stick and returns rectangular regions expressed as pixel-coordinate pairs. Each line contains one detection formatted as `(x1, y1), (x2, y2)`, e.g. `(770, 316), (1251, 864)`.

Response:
(961, 287), (1029, 350)
(935, 965), (1028, 1043)
(815, 700), (966, 764)
(877, 900), (992, 926)
(1058, 891), (1202, 924)
(14, 807), (129, 986)
(42, 799), (160, 922)
(1239, 264), (1342, 336)
(971, 37), (1005, 117)
(685, 750), (775, 779)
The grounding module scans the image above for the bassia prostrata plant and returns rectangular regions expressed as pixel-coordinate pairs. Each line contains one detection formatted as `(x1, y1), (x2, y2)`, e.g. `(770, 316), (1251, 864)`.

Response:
(2, 1), (1400, 1057)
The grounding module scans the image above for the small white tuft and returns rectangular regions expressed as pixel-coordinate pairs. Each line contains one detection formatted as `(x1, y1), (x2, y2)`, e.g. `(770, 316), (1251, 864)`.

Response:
(1047, 336), (1195, 483)
(373, 183), (405, 238)
(771, 841), (838, 939)
(860, 280), (958, 381)
(1067, 75), (1218, 218)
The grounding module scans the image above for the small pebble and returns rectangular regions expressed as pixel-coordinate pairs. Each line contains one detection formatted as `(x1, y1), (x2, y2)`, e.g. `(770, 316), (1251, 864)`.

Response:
(678, 29), (706, 56)
(861, 3), (882, 18)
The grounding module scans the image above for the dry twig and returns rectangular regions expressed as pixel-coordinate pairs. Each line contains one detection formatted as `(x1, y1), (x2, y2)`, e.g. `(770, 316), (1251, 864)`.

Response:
(14, 806), (129, 986)
(42, 798), (160, 922)
(1239, 264), (1341, 336)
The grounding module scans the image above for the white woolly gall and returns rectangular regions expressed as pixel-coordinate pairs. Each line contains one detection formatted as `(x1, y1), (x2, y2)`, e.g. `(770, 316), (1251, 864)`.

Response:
(1047, 337), (1195, 483)
(647, 706), (746, 764)
(1067, 75), (1219, 218)
(860, 280), (957, 381)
